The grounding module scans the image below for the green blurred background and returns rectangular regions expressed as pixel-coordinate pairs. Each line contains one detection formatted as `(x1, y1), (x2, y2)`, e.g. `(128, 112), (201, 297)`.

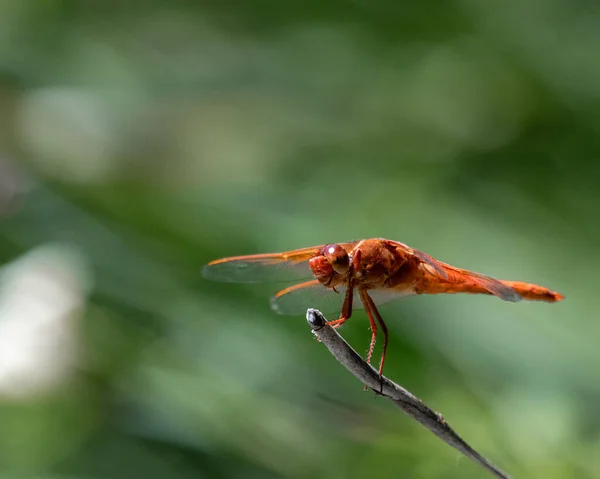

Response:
(0, 1), (598, 478)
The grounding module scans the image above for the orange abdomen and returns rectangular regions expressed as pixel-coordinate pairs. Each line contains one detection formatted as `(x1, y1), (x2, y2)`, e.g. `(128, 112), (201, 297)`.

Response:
(415, 268), (564, 303)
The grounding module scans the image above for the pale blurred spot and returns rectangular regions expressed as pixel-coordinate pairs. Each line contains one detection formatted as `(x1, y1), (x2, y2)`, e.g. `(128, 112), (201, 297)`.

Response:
(174, 100), (283, 187)
(17, 88), (117, 184)
(0, 244), (92, 398)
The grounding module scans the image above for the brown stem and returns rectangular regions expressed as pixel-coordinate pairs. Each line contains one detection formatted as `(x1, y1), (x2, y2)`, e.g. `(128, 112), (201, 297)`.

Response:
(307, 308), (511, 479)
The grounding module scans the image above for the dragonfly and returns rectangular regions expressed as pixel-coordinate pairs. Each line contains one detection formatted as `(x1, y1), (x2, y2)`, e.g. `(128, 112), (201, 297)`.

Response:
(202, 238), (564, 376)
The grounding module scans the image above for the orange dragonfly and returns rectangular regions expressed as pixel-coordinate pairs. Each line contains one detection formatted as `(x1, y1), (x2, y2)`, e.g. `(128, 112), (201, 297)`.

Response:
(202, 238), (564, 376)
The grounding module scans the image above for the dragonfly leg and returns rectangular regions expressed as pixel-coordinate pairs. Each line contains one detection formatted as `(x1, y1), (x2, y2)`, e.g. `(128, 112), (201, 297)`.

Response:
(325, 281), (353, 329)
(358, 289), (379, 368)
(363, 291), (389, 377)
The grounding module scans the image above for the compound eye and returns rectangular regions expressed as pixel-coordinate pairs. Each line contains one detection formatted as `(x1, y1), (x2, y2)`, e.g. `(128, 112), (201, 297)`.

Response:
(323, 244), (350, 275)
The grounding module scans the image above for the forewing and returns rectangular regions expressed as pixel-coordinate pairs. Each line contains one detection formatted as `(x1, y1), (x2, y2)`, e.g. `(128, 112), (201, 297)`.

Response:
(202, 242), (359, 284)
(202, 247), (321, 283)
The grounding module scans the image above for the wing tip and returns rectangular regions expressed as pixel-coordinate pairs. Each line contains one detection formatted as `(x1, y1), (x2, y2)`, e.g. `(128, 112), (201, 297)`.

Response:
(269, 294), (278, 311)
(200, 263), (212, 280)
(201, 262), (241, 282)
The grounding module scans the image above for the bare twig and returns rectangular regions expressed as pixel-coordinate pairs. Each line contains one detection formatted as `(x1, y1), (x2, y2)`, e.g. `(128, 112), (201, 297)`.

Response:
(307, 308), (511, 479)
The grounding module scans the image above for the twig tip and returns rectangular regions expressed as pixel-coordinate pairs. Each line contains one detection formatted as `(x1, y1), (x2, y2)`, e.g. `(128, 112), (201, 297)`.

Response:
(306, 308), (326, 329)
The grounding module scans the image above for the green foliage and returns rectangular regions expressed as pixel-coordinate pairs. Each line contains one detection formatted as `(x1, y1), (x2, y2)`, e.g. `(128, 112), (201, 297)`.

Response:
(0, 1), (598, 477)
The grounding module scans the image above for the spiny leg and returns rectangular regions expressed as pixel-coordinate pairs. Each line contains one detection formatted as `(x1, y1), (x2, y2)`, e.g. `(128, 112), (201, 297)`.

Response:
(326, 282), (353, 329)
(358, 289), (379, 368)
(363, 291), (389, 376)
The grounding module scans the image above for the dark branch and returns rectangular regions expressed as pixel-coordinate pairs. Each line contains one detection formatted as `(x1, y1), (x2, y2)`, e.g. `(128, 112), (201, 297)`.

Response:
(306, 308), (511, 479)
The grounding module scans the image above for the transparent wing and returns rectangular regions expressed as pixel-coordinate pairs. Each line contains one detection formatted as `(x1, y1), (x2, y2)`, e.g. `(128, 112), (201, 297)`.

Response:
(442, 265), (523, 302)
(385, 239), (521, 302)
(202, 248), (319, 283)
(271, 280), (416, 316)
(386, 240), (449, 279)
(202, 242), (359, 283)
(412, 249), (450, 279)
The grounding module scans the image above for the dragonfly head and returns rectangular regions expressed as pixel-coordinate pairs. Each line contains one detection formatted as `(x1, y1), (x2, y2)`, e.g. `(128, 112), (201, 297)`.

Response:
(309, 244), (350, 286)
(322, 244), (350, 275)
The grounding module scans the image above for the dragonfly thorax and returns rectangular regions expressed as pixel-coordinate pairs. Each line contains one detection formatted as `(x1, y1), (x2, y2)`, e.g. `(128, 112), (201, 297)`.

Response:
(350, 239), (403, 288)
